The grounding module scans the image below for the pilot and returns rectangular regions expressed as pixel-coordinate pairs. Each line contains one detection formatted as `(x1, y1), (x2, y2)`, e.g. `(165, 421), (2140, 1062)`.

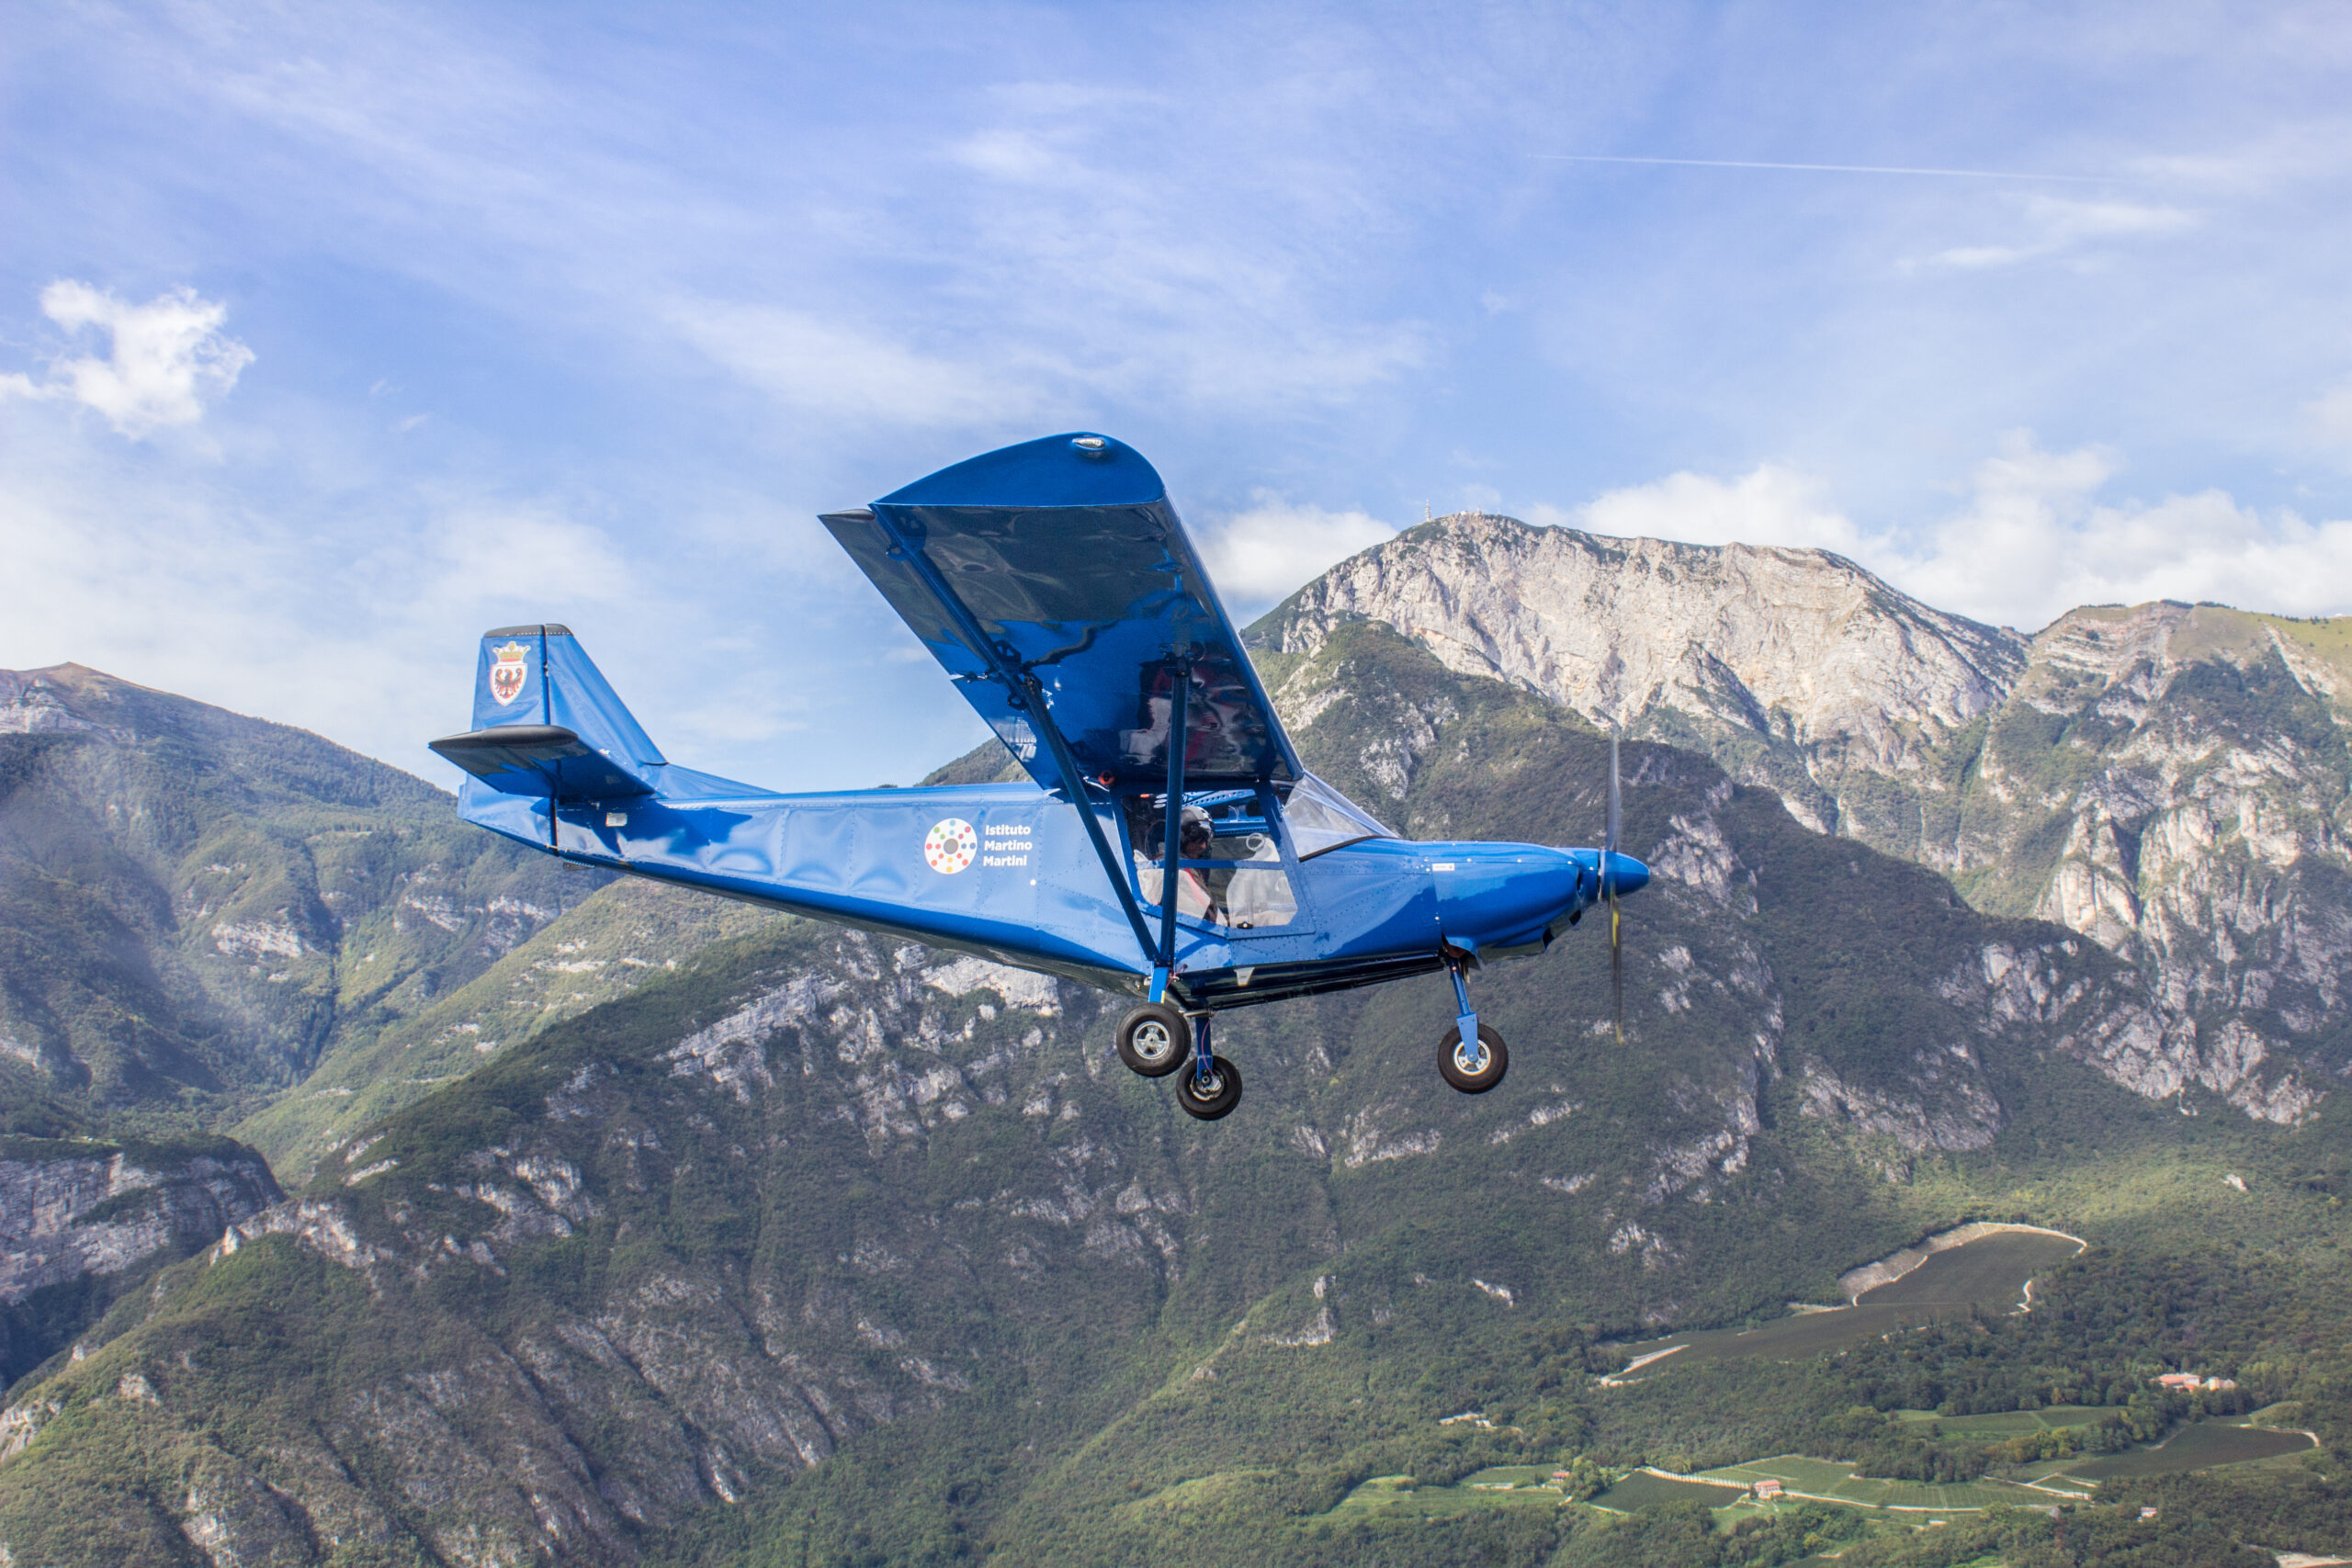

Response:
(1174, 807), (1222, 920)
(1136, 804), (1222, 921)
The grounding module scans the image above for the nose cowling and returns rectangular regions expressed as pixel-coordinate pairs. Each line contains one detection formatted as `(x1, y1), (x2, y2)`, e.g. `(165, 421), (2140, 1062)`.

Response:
(1434, 846), (1589, 956)
(1600, 851), (1649, 897)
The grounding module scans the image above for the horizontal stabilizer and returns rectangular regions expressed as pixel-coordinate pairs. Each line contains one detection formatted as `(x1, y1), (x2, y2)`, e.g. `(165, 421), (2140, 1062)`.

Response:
(429, 724), (655, 801)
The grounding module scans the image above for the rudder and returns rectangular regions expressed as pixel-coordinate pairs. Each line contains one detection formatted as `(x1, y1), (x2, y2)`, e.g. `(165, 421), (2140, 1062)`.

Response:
(431, 625), (666, 801)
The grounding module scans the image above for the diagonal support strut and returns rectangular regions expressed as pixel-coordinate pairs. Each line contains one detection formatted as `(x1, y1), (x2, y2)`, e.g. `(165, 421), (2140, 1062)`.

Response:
(863, 513), (1160, 965)
(1153, 656), (1192, 1003)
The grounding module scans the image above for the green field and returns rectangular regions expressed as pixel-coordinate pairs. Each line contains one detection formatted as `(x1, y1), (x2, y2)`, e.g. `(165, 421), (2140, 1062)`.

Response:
(1860, 1232), (2086, 1308)
(1696, 1455), (2071, 1512)
(1325, 1468), (1568, 1519)
(1612, 1232), (2088, 1377)
(1894, 1404), (2124, 1438)
(1590, 1471), (1751, 1512)
(2061, 1421), (2316, 1480)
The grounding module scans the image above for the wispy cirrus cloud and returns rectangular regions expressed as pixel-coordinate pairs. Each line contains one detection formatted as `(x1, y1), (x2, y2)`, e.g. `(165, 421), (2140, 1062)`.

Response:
(1914, 194), (2199, 270)
(663, 300), (1037, 427)
(2308, 380), (2352, 450)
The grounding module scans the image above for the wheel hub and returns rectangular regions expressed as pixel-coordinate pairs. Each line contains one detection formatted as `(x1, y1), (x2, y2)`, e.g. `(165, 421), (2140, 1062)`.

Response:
(1453, 1037), (1487, 1074)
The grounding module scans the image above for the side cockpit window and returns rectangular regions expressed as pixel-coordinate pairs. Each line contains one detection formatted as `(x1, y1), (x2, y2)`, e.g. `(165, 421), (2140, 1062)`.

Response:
(1124, 792), (1298, 930)
(1277, 773), (1393, 860)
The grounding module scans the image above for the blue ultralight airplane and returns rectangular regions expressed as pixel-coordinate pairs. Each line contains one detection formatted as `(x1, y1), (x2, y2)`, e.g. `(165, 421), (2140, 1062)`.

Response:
(431, 434), (1648, 1121)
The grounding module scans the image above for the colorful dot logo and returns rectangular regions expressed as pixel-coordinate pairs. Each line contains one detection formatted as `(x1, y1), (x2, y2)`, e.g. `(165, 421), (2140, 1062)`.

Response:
(924, 818), (978, 874)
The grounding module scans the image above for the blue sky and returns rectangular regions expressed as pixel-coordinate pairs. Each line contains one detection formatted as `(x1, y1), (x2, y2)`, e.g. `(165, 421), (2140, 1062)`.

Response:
(5, 2), (2350, 790)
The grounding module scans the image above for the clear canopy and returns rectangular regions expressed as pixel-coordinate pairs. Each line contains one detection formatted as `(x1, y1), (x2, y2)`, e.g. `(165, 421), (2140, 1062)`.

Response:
(1280, 773), (1393, 859)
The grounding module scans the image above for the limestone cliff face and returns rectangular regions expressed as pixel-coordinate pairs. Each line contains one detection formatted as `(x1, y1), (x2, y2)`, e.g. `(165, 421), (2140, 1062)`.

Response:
(1258, 516), (2352, 1124)
(1265, 515), (2026, 835)
(1955, 604), (2352, 1122)
(0, 1140), (278, 1303)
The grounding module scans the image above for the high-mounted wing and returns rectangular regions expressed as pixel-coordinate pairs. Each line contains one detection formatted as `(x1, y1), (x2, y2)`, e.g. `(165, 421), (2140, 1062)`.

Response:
(822, 434), (1303, 792)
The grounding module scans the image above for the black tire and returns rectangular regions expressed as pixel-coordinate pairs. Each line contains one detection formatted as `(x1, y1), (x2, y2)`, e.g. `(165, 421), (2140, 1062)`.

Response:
(1439, 1023), (1509, 1094)
(1175, 1055), (1243, 1121)
(1116, 1003), (1192, 1078)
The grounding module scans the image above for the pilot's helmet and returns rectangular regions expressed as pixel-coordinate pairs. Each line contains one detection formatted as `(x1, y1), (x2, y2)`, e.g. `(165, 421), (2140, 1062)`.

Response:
(1180, 805), (1214, 854)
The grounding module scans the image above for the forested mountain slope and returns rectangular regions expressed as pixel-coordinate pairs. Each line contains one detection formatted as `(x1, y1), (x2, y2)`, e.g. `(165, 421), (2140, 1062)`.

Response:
(0, 664), (636, 1402)
(4, 626), (2342, 1566)
(0, 665), (610, 1133)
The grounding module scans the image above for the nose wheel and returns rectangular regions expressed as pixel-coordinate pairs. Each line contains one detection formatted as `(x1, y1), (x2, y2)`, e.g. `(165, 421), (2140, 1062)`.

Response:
(1439, 952), (1509, 1093)
(1439, 1022), (1509, 1093)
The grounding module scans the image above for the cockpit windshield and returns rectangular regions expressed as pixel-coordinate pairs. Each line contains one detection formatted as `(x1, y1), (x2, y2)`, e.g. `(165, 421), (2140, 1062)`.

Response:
(1279, 773), (1393, 859)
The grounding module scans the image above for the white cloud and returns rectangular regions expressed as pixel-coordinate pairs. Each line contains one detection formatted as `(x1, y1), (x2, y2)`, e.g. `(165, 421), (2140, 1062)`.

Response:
(1557, 434), (2352, 632)
(1893, 434), (2352, 628)
(1574, 464), (1877, 556)
(1, 282), (254, 436)
(947, 128), (1072, 183)
(1195, 493), (1399, 616)
(0, 399), (649, 781)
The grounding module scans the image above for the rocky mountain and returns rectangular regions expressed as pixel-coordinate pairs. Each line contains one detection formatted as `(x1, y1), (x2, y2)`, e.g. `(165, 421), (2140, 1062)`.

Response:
(0, 664), (613, 1130)
(0, 1133), (278, 1388)
(3, 620), (2340, 1565)
(236, 880), (783, 1184)
(1261, 515), (2352, 1126)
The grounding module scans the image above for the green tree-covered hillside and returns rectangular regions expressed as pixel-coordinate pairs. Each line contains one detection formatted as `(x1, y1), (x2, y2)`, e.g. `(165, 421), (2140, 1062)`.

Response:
(0, 663), (612, 1133)
(3, 629), (2343, 1565)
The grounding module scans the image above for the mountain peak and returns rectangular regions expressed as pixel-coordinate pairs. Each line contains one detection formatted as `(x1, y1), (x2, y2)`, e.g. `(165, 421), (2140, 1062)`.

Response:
(0, 664), (135, 737)
(1254, 520), (2351, 1127)
(1259, 516), (2025, 817)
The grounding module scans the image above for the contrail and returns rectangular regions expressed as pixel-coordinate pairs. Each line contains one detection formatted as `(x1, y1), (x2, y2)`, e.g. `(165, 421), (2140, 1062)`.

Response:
(1533, 153), (2109, 183)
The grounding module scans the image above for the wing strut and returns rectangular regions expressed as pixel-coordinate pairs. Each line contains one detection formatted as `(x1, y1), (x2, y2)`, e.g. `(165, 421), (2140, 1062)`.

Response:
(864, 513), (1162, 966)
(1152, 655), (1190, 1003)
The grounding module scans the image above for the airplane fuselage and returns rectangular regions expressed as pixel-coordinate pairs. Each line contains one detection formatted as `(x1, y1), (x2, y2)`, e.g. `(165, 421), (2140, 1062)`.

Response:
(458, 775), (1634, 1010)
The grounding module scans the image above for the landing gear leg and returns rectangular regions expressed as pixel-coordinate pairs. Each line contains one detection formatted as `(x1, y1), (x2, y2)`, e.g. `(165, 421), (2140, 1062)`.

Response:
(1175, 1012), (1242, 1120)
(1439, 957), (1509, 1093)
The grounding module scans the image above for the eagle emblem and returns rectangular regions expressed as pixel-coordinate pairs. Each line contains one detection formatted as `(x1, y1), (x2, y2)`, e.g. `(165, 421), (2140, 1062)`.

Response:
(488, 641), (530, 706)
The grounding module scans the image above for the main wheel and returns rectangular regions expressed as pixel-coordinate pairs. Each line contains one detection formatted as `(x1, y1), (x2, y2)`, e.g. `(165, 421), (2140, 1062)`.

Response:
(1116, 1003), (1192, 1078)
(1175, 1055), (1243, 1121)
(1438, 1023), (1509, 1094)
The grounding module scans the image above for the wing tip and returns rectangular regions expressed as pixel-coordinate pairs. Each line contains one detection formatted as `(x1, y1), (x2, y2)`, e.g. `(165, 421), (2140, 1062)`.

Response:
(875, 432), (1164, 510)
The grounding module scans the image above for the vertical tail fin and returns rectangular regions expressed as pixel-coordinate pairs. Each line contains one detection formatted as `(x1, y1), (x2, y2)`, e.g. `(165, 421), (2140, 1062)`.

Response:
(432, 625), (666, 800)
